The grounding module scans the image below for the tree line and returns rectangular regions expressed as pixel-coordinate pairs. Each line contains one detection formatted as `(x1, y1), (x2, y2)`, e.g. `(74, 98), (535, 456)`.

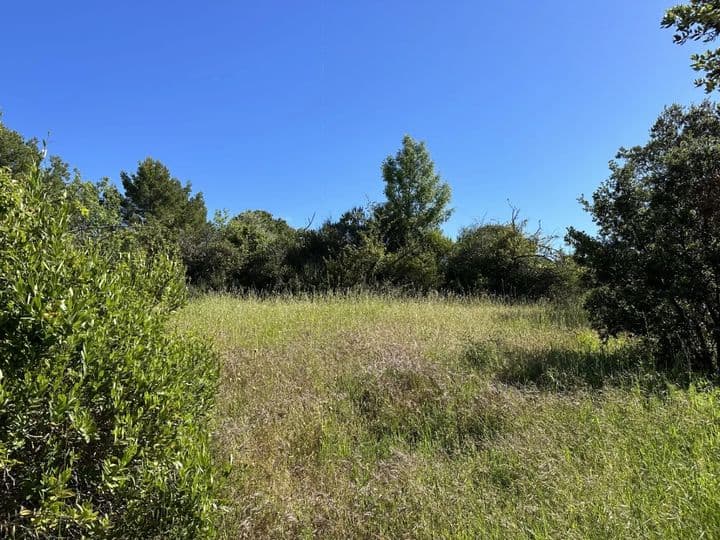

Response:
(0, 125), (582, 299)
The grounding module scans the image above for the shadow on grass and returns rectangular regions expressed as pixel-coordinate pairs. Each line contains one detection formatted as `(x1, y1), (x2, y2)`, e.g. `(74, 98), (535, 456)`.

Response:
(463, 338), (690, 392)
(337, 366), (510, 455)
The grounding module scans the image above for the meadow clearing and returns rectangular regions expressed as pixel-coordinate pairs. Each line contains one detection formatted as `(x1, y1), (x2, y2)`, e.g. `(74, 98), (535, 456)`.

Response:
(174, 295), (720, 539)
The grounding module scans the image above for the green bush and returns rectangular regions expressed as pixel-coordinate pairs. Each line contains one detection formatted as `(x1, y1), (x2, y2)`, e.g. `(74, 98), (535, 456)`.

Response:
(568, 102), (720, 375)
(0, 166), (219, 538)
(447, 220), (580, 299)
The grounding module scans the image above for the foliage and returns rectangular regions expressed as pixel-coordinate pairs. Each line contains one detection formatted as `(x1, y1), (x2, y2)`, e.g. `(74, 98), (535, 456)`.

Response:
(221, 210), (300, 290)
(121, 157), (207, 234)
(382, 230), (453, 291)
(66, 176), (124, 234)
(0, 116), (585, 298)
(447, 214), (578, 299)
(309, 207), (387, 289)
(567, 101), (720, 375)
(182, 212), (243, 291)
(0, 166), (218, 538)
(0, 120), (77, 197)
(663, 0), (720, 92)
(120, 158), (210, 289)
(0, 118), (42, 176)
(375, 135), (452, 252)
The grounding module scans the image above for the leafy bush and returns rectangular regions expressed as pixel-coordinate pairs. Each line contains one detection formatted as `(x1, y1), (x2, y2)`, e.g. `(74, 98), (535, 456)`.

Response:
(222, 210), (300, 291)
(447, 218), (580, 299)
(0, 166), (218, 538)
(568, 102), (720, 376)
(382, 231), (453, 291)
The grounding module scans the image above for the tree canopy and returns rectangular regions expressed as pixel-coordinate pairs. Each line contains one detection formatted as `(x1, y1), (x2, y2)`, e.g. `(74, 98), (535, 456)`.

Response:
(375, 135), (452, 252)
(121, 157), (207, 233)
(664, 0), (720, 92)
(567, 101), (720, 375)
(0, 119), (578, 298)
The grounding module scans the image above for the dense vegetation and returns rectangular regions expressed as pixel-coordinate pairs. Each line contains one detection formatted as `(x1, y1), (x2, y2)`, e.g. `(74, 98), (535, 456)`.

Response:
(664, 0), (720, 92)
(0, 166), (218, 536)
(0, 120), (580, 300)
(1, 1), (720, 537)
(568, 102), (720, 376)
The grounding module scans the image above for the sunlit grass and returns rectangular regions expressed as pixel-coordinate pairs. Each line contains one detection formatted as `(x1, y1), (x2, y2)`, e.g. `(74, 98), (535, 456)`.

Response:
(175, 294), (720, 539)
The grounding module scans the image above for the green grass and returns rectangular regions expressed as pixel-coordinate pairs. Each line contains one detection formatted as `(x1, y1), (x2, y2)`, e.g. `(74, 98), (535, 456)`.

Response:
(174, 294), (720, 539)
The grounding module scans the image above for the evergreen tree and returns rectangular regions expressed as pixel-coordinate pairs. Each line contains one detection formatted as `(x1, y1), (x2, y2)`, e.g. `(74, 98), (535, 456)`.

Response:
(375, 135), (452, 252)
(120, 158), (207, 234)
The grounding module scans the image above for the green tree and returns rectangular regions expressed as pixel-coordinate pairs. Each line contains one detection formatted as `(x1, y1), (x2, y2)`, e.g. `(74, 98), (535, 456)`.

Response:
(0, 118), (41, 176)
(383, 230), (453, 291)
(318, 207), (388, 289)
(224, 210), (300, 291)
(0, 119), (74, 194)
(182, 211), (245, 290)
(663, 0), (720, 92)
(567, 102), (720, 375)
(120, 158), (209, 285)
(68, 177), (123, 230)
(121, 157), (207, 233)
(375, 135), (452, 252)
(290, 207), (371, 289)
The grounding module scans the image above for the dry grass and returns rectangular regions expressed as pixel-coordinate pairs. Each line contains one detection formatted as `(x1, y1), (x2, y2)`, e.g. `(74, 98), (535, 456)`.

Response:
(174, 294), (720, 539)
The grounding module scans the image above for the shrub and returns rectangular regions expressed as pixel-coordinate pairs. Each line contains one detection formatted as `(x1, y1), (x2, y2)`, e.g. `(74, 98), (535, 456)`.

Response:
(447, 218), (579, 299)
(567, 102), (720, 376)
(220, 210), (299, 291)
(0, 166), (218, 538)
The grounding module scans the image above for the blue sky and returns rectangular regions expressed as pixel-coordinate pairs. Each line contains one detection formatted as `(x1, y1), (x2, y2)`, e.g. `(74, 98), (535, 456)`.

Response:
(1, 1), (707, 240)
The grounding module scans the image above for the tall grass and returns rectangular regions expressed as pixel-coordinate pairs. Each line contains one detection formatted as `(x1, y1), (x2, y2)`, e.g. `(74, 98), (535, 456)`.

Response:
(175, 294), (720, 539)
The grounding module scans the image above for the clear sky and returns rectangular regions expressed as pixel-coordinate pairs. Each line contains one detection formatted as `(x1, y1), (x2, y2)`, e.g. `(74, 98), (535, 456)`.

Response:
(1, 1), (708, 240)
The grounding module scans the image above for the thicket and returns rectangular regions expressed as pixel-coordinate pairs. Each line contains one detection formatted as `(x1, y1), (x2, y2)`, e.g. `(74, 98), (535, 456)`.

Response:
(0, 163), (218, 537)
(0, 121), (578, 299)
(568, 102), (720, 376)
(559, 1), (720, 376)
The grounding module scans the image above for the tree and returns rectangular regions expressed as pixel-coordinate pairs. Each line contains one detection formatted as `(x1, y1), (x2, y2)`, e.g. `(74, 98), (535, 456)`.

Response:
(120, 158), (209, 284)
(223, 210), (299, 291)
(447, 212), (573, 299)
(375, 135), (452, 252)
(121, 158), (207, 233)
(291, 206), (381, 289)
(663, 0), (720, 92)
(180, 211), (243, 290)
(318, 207), (388, 289)
(0, 119), (74, 194)
(567, 102), (720, 375)
(66, 176), (124, 232)
(0, 118), (41, 176)
(383, 229), (453, 291)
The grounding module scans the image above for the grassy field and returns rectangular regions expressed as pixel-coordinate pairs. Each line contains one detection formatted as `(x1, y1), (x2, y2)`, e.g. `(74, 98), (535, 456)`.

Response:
(174, 294), (720, 539)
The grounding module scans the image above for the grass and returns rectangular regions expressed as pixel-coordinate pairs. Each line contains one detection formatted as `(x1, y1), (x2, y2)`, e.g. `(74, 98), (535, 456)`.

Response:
(174, 294), (720, 539)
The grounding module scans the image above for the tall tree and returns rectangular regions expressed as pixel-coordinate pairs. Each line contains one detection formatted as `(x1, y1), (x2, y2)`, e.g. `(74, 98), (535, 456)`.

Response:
(0, 119), (71, 193)
(663, 0), (720, 92)
(121, 157), (207, 233)
(375, 135), (452, 251)
(567, 102), (720, 375)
